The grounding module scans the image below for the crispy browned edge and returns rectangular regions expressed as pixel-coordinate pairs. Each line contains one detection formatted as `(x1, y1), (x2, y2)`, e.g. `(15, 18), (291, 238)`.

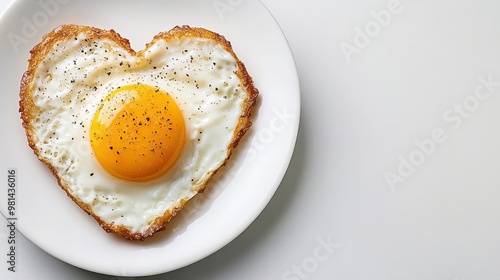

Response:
(19, 24), (259, 241)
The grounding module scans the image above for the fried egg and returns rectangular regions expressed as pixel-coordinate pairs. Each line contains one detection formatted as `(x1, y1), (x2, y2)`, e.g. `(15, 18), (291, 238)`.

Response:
(19, 25), (258, 240)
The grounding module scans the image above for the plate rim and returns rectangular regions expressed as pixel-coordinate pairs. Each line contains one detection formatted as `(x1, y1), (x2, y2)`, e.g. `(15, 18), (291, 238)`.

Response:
(0, 0), (301, 276)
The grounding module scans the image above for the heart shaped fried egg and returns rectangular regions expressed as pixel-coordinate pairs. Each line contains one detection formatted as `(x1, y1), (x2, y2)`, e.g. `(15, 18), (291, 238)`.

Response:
(19, 25), (258, 240)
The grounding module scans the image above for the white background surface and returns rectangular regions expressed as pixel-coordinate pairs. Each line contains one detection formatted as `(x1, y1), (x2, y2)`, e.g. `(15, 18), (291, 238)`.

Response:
(2, 0), (500, 279)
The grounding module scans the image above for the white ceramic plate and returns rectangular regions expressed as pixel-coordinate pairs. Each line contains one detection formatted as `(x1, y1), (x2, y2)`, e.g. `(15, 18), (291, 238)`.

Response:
(0, 0), (300, 277)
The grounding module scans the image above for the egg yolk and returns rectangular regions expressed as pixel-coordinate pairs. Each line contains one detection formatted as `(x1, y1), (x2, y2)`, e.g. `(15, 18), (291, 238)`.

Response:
(90, 84), (185, 181)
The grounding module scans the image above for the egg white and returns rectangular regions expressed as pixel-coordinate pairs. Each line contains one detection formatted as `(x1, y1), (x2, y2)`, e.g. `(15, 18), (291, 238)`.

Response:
(30, 32), (246, 234)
